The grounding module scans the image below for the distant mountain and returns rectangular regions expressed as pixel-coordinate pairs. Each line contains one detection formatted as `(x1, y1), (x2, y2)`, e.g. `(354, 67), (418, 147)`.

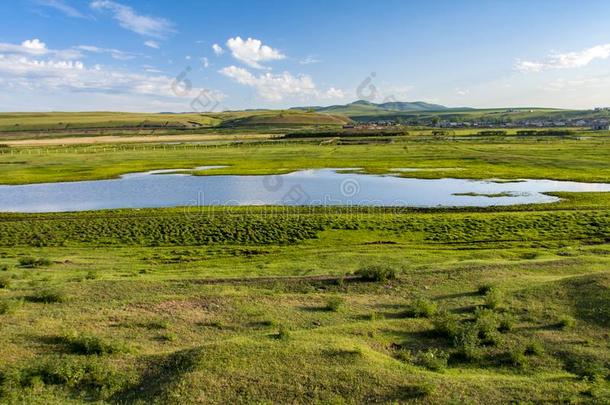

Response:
(291, 100), (453, 115)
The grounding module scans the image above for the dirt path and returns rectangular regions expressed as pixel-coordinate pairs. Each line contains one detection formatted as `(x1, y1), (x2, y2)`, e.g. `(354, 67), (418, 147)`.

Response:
(3, 133), (277, 146)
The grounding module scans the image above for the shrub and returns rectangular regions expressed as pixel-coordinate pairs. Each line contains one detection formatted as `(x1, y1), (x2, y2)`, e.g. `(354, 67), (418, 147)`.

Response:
(557, 314), (576, 330)
(324, 296), (344, 312)
(0, 299), (23, 315)
(401, 383), (435, 398)
(474, 308), (501, 343)
(508, 345), (528, 368)
(454, 327), (483, 362)
(484, 288), (504, 310)
(145, 319), (170, 330)
(565, 356), (608, 380)
(27, 288), (66, 303)
(498, 313), (516, 332)
(477, 284), (494, 295)
(525, 340), (545, 356)
(416, 348), (449, 372)
(395, 349), (414, 363)
(432, 312), (461, 339)
(13, 356), (130, 400)
(274, 325), (291, 340)
(59, 333), (127, 355)
(158, 332), (177, 342)
(0, 264), (8, 271)
(0, 275), (11, 289)
(407, 298), (438, 318)
(18, 257), (52, 268)
(85, 271), (99, 280)
(355, 265), (397, 282)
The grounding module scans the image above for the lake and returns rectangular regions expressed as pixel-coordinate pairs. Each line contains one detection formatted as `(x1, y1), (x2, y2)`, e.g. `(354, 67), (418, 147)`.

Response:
(1, 167), (609, 213)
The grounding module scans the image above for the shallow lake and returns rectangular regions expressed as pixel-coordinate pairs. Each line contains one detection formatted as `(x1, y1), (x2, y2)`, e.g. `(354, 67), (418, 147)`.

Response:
(1, 167), (610, 212)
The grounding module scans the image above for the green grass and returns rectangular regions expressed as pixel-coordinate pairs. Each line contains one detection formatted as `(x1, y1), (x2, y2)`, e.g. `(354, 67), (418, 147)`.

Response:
(0, 130), (609, 403)
(0, 134), (609, 184)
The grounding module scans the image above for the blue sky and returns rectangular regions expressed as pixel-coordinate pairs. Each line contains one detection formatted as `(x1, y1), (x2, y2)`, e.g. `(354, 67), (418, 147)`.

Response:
(2, 0), (610, 111)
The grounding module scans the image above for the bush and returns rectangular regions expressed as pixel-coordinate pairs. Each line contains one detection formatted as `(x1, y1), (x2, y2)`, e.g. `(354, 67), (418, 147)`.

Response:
(508, 345), (528, 368)
(11, 356), (130, 400)
(355, 265), (397, 282)
(27, 288), (66, 303)
(498, 313), (515, 332)
(395, 349), (414, 363)
(324, 296), (344, 312)
(0, 299), (23, 315)
(416, 348), (449, 372)
(484, 288), (504, 310)
(565, 355), (608, 380)
(525, 340), (545, 356)
(0, 264), (8, 271)
(18, 257), (52, 268)
(407, 298), (438, 318)
(274, 324), (291, 340)
(59, 333), (127, 355)
(0, 275), (11, 289)
(557, 314), (576, 330)
(400, 383), (435, 398)
(454, 327), (483, 362)
(474, 308), (501, 343)
(432, 312), (461, 339)
(477, 284), (494, 295)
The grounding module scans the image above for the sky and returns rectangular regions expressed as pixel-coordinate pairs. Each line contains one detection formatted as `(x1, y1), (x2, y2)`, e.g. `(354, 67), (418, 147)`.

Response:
(2, 0), (610, 112)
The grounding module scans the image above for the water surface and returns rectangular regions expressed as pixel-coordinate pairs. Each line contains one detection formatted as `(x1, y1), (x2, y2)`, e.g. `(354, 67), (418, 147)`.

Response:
(1, 168), (609, 212)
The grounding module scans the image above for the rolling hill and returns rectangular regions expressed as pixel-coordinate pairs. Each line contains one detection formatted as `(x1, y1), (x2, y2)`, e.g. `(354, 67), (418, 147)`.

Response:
(291, 100), (453, 115)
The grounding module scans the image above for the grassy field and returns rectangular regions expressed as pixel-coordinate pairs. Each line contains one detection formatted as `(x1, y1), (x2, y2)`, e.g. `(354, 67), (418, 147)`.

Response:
(0, 198), (609, 403)
(0, 118), (609, 403)
(0, 135), (609, 184)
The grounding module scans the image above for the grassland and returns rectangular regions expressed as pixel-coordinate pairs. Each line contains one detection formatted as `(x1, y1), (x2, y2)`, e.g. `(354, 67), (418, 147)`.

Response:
(0, 134), (609, 184)
(0, 116), (609, 403)
(0, 197), (609, 403)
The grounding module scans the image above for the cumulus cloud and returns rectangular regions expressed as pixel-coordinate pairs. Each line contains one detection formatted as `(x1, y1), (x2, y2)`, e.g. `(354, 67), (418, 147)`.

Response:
(34, 0), (87, 18)
(516, 44), (610, 72)
(225, 37), (284, 69)
(323, 87), (345, 99)
(212, 43), (224, 55)
(0, 38), (82, 59)
(90, 0), (174, 38)
(219, 65), (344, 101)
(144, 40), (160, 49)
(0, 39), (49, 55)
(201, 57), (210, 68)
(0, 52), (223, 105)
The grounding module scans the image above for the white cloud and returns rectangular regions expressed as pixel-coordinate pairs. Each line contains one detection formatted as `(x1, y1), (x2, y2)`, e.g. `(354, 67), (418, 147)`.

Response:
(22, 39), (47, 51)
(90, 0), (174, 38)
(0, 39), (48, 55)
(0, 38), (82, 59)
(75, 45), (136, 60)
(516, 44), (610, 72)
(34, 0), (87, 18)
(299, 55), (321, 65)
(144, 40), (160, 49)
(201, 57), (210, 68)
(323, 87), (345, 99)
(225, 37), (284, 69)
(455, 88), (470, 96)
(0, 53), (221, 103)
(219, 65), (342, 101)
(212, 43), (223, 55)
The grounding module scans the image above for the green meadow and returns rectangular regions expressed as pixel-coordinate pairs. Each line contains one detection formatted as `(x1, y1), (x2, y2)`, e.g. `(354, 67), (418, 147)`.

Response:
(0, 119), (609, 403)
